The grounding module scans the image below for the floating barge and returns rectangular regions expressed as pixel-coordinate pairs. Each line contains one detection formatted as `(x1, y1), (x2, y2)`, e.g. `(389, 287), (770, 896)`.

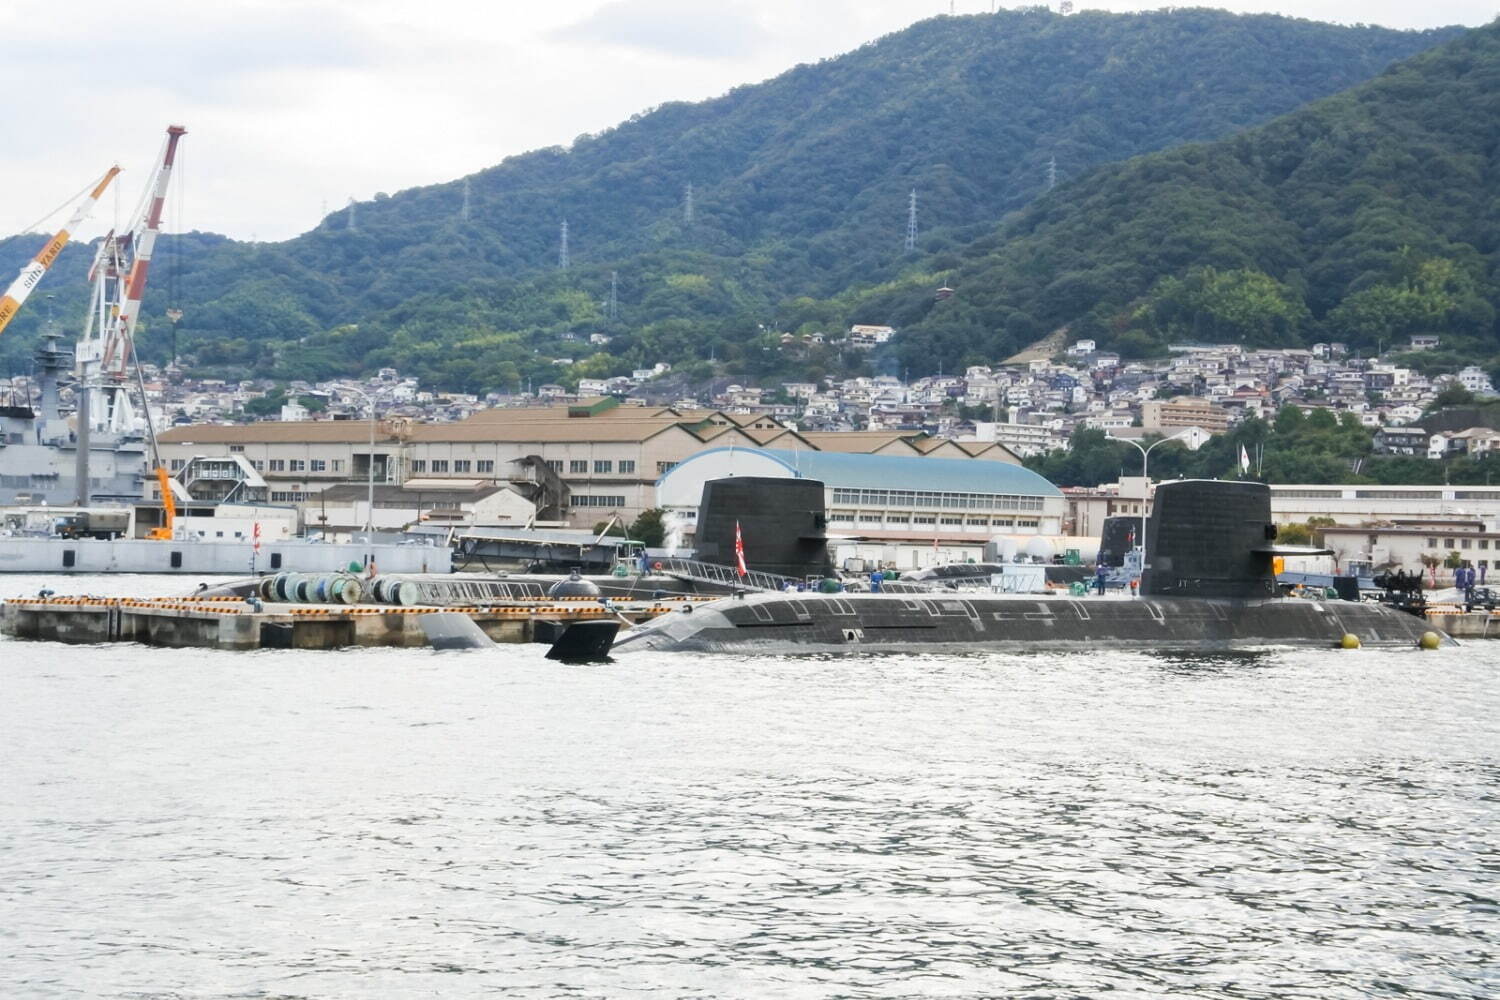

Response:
(0, 594), (692, 650)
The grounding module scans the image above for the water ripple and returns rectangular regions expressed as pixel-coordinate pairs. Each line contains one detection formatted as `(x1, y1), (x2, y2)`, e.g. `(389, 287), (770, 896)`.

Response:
(0, 590), (1496, 998)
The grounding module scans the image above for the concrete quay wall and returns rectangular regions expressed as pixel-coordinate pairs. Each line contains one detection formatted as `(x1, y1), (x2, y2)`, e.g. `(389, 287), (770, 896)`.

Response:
(0, 596), (677, 651)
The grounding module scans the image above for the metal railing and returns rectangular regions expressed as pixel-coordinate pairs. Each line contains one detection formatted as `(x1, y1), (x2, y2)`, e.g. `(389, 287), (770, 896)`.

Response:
(653, 557), (794, 593)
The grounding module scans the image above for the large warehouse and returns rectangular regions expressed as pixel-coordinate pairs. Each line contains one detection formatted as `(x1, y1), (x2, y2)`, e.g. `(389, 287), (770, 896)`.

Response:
(655, 447), (1065, 569)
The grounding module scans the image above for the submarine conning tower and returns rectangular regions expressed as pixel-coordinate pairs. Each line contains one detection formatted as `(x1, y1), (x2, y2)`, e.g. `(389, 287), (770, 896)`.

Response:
(695, 477), (833, 580)
(1141, 479), (1303, 599)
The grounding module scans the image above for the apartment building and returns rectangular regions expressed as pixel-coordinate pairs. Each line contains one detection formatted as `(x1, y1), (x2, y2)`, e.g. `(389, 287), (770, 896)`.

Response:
(1141, 396), (1232, 434)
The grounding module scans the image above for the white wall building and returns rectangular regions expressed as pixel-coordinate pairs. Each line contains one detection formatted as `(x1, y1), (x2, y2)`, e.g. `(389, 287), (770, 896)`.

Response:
(655, 446), (1065, 569)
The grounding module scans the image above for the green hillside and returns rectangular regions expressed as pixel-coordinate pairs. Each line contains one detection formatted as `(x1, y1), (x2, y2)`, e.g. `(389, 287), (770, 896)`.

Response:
(866, 19), (1500, 375)
(0, 8), (1466, 389)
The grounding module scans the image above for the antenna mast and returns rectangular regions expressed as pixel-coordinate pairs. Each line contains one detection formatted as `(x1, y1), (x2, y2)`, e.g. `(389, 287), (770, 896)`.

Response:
(608, 270), (618, 322)
(559, 219), (570, 270)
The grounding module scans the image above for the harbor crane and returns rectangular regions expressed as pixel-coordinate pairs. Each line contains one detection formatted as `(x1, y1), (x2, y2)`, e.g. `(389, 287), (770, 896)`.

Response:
(0, 166), (122, 339)
(70, 125), (189, 530)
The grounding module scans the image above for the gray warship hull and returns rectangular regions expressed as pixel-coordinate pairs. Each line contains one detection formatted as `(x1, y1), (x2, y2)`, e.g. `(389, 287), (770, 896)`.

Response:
(612, 591), (1452, 654)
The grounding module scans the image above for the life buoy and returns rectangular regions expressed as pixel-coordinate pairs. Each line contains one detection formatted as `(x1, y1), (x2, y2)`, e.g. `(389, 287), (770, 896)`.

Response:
(652, 561), (663, 571)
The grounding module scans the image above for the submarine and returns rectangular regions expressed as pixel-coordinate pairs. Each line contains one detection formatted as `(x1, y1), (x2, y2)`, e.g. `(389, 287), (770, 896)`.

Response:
(612, 478), (1453, 654)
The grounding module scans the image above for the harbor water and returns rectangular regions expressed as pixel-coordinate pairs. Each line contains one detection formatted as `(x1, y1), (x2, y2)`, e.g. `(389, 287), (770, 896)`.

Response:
(1, 575), (1496, 998)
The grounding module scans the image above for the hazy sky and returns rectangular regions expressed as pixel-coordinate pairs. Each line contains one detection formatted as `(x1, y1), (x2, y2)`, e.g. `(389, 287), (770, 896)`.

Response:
(1, 1), (1492, 243)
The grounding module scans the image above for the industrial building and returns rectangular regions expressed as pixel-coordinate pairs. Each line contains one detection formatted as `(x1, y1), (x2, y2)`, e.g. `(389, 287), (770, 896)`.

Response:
(158, 399), (1022, 531)
(655, 446), (1065, 568)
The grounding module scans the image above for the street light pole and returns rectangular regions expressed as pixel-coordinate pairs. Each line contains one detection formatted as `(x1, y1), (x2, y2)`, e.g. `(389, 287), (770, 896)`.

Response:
(1109, 429), (1191, 570)
(337, 385), (377, 536)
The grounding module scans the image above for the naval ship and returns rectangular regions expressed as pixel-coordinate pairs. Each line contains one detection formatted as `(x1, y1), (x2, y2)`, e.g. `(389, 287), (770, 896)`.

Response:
(612, 478), (1452, 654)
(0, 328), (147, 507)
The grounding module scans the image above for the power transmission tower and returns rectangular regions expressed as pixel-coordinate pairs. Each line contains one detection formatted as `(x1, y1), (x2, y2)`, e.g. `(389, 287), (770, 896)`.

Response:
(1045, 156), (1058, 192)
(684, 183), (694, 224)
(461, 178), (472, 221)
(608, 271), (619, 322)
(347, 197), (357, 233)
(559, 218), (569, 270)
(905, 188), (918, 253)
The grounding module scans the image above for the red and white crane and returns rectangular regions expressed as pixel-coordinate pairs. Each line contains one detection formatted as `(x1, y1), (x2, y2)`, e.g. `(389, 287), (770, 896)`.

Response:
(77, 125), (187, 436)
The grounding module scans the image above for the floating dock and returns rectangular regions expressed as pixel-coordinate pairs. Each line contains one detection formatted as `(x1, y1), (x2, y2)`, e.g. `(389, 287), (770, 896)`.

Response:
(0, 594), (694, 650)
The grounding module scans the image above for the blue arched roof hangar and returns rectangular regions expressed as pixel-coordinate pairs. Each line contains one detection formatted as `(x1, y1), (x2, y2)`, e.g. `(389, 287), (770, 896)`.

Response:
(657, 446), (1063, 501)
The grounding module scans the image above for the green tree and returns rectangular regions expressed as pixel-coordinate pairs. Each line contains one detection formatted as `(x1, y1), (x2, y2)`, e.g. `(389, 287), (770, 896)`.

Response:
(629, 508), (667, 548)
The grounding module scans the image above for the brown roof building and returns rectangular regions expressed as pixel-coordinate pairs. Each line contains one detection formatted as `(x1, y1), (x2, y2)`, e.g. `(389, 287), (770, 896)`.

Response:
(158, 398), (1026, 528)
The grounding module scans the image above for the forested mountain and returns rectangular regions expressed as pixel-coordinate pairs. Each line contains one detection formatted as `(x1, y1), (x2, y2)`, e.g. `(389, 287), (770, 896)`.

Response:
(867, 19), (1500, 376)
(0, 8), (1467, 390)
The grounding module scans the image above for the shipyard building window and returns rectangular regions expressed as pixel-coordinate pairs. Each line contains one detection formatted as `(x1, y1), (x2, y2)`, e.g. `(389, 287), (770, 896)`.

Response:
(546, 460), (562, 472)
(289, 460), (305, 472)
(332, 460), (344, 472)
(1426, 537), (1438, 547)
(1356, 490), (1442, 500)
(570, 460), (588, 474)
(310, 460), (327, 472)
(941, 516), (963, 526)
(410, 460), (427, 473)
(1482, 540), (1491, 550)
(1445, 538), (1457, 549)
(269, 459), (285, 471)
(619, 460), (636, 474)
(170, 459), (185, 471)
(913, 515), (936, 525)
(453, 460), (471, 473)
(657, 462), (677, 475)
(431, 460), (449, 473)
(594, 460), (612, 474)
(570, 495), (625, 508)
(1462, 539), (1473, 549)
(229, 445), (244, 453)
(1276, 489), (1343, 499)
(477, 460), (494, 474)
(829, 513), (855, 524)
(251, 460), (264, 471)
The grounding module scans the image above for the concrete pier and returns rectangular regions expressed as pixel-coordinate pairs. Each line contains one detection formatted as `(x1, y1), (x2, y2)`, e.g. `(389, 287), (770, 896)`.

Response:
(0, 595), (690, 651)
(1425, 607), (1500, 639)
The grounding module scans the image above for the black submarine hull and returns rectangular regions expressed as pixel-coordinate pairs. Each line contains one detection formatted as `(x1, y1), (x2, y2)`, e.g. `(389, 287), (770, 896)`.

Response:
(612, 591), (1452, 655)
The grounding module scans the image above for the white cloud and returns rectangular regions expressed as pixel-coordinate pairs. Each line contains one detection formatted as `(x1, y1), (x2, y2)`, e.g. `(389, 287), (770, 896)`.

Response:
(0, 1), (1491, 242)
(552, 0), (773, 58)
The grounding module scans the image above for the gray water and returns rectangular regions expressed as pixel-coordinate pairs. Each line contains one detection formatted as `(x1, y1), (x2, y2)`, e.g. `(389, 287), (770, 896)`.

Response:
(1, 576), (1496, 999)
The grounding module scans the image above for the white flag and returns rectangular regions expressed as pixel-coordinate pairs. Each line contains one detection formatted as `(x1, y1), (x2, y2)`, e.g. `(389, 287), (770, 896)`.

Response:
(1240, 445), (1251, 474)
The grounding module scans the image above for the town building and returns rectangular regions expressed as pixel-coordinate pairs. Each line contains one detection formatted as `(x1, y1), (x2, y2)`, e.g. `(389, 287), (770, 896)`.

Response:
(305, 481), (534, 538)
(1141, 396), (1231, 434)
(1372, 426), (1429, 456)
